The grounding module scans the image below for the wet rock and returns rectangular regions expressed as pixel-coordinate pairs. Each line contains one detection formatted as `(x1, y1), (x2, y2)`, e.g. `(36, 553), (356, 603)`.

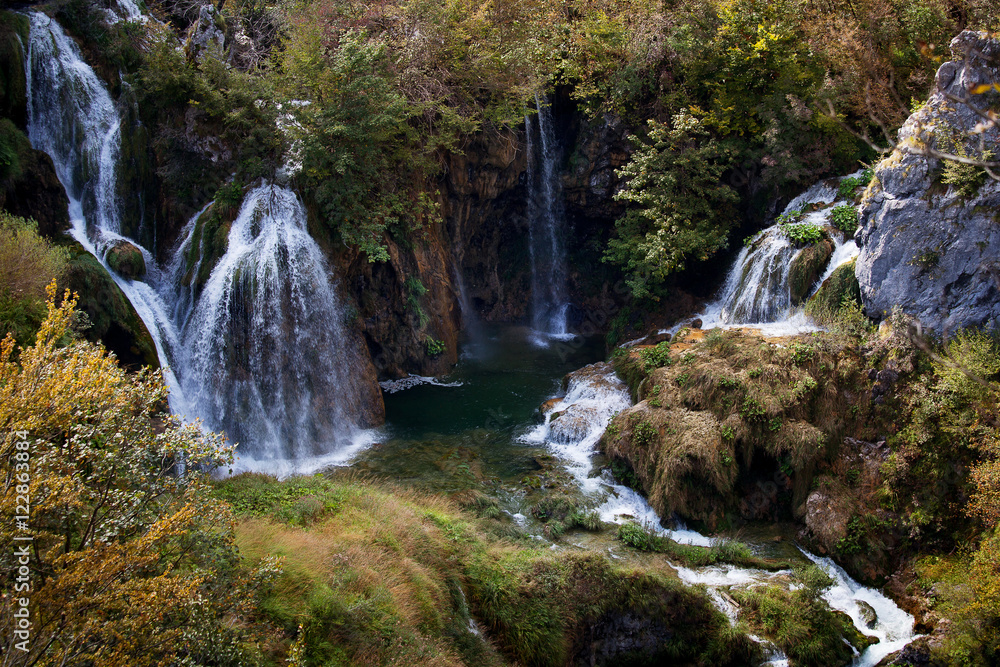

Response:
(105, 239), (146, 279)
(876, 637), (933, 666)
(0, 124), (69, 237)
(789, 237), (834, 305)
(640, 332), (671, 346)
(62, 244), (158, 369)
(806, 258), (860, 323)
(690, 318), (703, 329)
(539, 397), (561, 414)
(857, 31), (1000, 332)
(549, 406), (600, 444)
(804, 489), (852, 553)
(858, 600), (878, 629)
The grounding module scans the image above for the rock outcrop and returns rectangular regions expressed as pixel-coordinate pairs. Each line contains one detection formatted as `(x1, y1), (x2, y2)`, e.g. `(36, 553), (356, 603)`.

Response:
(856, 31), (1000, 333)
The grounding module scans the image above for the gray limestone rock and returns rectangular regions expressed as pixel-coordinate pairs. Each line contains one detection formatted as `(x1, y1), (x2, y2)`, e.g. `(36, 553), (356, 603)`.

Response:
(856, 31), (1000, 333)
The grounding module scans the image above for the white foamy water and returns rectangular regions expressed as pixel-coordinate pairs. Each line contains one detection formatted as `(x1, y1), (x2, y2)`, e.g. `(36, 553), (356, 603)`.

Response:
(532, 344), (916, 664)
(380, 375), (465, 394)
(804, 551), (919, 667)
(26, 13), (378, 468)
(690, 172), (865, 337)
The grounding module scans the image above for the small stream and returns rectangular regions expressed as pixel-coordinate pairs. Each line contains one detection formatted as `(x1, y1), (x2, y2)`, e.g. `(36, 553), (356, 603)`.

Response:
(354, 324), (917, 667)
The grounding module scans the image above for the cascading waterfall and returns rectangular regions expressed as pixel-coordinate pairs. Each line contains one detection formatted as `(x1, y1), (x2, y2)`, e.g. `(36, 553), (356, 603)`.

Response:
(175, 184), (373, 461)
(529, 360), (917, 667)
(525, 97), (570, 338)
(25, 12), (373, 466)
(698, 176), (861, 334)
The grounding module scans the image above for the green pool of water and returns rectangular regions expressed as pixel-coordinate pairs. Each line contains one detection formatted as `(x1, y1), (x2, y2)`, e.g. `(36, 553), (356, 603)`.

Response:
(349, 325), (606, 493)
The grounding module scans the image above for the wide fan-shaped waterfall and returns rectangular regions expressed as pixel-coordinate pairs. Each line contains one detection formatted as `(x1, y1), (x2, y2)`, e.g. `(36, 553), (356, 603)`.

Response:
(174, 185), (376, 461)
(25, 12), (376, 466)
(525, 97), (570, 339)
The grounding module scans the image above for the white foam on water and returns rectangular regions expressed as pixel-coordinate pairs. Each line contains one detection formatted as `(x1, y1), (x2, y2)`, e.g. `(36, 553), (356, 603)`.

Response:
(379, 375), (465, 393)
(803, 551), (919, 667)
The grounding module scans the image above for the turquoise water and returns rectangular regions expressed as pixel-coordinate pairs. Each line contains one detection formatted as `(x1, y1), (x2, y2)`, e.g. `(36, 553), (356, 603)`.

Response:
(349, 326), (606, 492)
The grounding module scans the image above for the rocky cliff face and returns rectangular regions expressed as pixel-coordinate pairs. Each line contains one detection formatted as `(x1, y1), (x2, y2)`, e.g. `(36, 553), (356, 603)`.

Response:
(856, 31), (1000, 333)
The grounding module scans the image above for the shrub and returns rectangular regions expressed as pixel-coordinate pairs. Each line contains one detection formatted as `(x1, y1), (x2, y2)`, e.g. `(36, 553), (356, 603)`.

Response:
(780, 221), (825, 245)
(836, 169), (873, 200)
(640, 340), (672, 370)
(830, 204), (859, 234)
(424, 337), (446, 356)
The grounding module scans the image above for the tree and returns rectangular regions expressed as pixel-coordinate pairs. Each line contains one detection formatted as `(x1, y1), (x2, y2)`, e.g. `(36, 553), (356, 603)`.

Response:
(605, 112), (738, 299)
(0, 284), (269, 666)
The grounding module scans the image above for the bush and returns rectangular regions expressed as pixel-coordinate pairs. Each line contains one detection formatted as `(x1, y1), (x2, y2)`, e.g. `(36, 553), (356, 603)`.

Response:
(606, 112), (738, 299)
(780, 221), (825, 245)
(640, 341), (672, 370)
(836, 169), (873, 200)
(0, 213), (69, 346)
(830, 204), (859, 234)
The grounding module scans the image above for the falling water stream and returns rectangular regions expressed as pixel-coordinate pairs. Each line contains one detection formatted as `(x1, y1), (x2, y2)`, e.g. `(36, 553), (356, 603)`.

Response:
(25, 12), (372, 467)
(526, 98), (570, 341)
(695, 176), (862, 336)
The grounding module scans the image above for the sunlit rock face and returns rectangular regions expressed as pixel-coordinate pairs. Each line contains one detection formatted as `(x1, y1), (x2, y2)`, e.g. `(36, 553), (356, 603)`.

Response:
(856, 31), (1000, 333)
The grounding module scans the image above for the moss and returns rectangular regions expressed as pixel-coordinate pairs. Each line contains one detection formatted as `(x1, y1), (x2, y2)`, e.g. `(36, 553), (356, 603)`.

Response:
(788, 238), (834, 305)
(61, 243), (159, 369)
(468, 549), (759, 666)
(0, 11), (28, 130)
(604, 329), (875, 528)
(223, 474), (760, 667)
(805, 259), (861, 325)
(731, 581), (875, 667)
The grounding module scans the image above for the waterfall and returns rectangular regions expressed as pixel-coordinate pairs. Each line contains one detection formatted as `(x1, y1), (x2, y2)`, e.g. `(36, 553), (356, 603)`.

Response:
(25, 12), (375, 466)
(696, 176), (862, 335)
(175, 184), (373, 461)
(525, 97), (570, 339)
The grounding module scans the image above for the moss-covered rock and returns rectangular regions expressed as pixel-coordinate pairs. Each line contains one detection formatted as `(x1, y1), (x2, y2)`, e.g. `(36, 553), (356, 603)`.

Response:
(788, 237), (834, 305)
(62, 243), (159, 369)
(0, 11), (28, 130)
(0, 119), (70, 237)
(603, 328), (874, 531)
(806, 258), (861, 324)
(105, 239), (146, 279)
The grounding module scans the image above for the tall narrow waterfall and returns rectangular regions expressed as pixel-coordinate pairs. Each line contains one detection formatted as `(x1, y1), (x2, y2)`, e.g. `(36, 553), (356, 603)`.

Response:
(25, 12), (378, 465)
(525, 98), (569, 338)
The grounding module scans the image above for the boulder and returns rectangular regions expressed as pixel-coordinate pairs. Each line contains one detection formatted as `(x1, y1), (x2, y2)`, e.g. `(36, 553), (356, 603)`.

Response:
(789, 238), (834, 305)
(856, 31), (1000, 333)
(105, 239), (146, 279)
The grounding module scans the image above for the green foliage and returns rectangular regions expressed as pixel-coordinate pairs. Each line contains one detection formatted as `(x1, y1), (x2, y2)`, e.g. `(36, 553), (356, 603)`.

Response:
(632, 419), (658, 446)
(836, 169), (873, 200)
(213, 473), (347, 526)
(286, 31), (439, 262)
(606, 112), (738, 299)
(942, 141), (993, 199)
(616, 521), (779, 570)
(640, 340), (672, 370)
(424, 337), (447, 357)
(779, 221), (825, 245)
(529, 496), (602, 537)
(830, 204), (859, 235)
(405, 276), (430, 327)
(0, 213), (69, 346)
(731, 580), (865, 667)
